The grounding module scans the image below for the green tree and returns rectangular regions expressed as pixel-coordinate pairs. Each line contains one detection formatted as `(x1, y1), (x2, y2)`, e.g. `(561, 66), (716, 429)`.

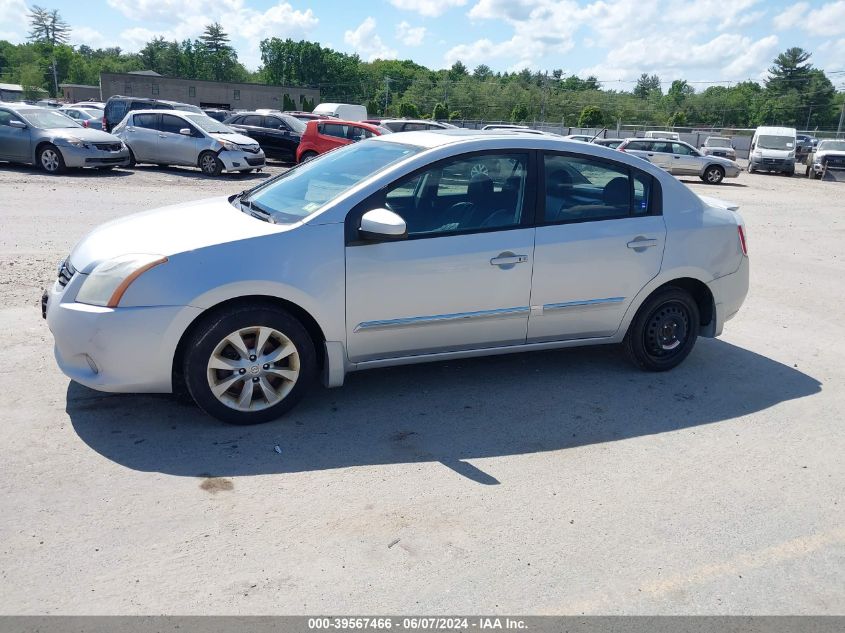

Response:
(511, 103), (529, 122)
(27, 5), (70, 96)
(432, 101), (448, 120)
(398, 101), (420, 118)
(578, 105), (604, 127)
(20, 63), (45, 100)
(766, 47), (812, 94)
(634, 73), (661, 99)
(473, 64), (492, 79)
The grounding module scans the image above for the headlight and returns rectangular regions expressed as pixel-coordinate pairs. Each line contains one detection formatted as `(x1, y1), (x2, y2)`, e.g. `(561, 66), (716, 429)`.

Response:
(76, 254), (167, 308)
(62, 137), (89, 148)
(219, 140), (239, 151)
(787, 151), (795, 159)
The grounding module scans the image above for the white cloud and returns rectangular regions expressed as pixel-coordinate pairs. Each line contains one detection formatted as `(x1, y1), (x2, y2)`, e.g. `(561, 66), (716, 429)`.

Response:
(802, 0), (845, 36)
(396, 21), (426, 46)
(73, 26), (110, 48)
(389, 0), (467, 18)
(0, 0), (28, 43)
(344, 17), (398, 61)
(773, 2), (808, 30)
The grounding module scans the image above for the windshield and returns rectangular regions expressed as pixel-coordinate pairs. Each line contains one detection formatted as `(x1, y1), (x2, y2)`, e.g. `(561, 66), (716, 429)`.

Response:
(243, 141), (422, 224)
(183, 114), (233, 134)
(280, 114), (306, 134)
(21, 109), (81, 129)
(818, 140), (845, 152)
(757, 135), (794, 150)
(706, 138), (732, 148)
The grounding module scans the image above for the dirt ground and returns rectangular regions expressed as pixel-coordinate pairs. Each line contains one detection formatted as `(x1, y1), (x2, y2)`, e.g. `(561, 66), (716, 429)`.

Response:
(0, 160), (843, 614)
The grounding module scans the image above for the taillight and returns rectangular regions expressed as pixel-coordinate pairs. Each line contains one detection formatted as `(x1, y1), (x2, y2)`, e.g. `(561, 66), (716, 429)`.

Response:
(737, 225), (748, 255)
(83, 120), (89, 128)
(102, 116), (107, 130)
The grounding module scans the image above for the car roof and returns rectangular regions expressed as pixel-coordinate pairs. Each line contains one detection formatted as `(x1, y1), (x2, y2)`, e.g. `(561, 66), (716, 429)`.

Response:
(369, 128), (613, 149)
(127, 109), (199, 117)
(755, 126), (796, 135)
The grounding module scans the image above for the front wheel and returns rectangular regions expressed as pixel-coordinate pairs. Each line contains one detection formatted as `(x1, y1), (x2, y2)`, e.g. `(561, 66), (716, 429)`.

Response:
(199, 151), (223, 176)
(624, 287), (699, 372)
(702, 165), (724, 184)
(747, 161), (755, 174)
(183, 304), (317, 424)
(38, 144), (66, 174)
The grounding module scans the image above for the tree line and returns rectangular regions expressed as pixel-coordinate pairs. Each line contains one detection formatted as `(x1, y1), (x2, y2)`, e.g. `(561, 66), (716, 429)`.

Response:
(2, 6), (842, 130)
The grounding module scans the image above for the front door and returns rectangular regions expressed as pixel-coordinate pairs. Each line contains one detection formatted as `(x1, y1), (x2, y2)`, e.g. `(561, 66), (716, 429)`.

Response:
(157, 114), (199, 165)
(670, 142), (701, 175)
(529, 152), (666, 342)
(0, 110), (30, 161)
(345, 151), (536, 362)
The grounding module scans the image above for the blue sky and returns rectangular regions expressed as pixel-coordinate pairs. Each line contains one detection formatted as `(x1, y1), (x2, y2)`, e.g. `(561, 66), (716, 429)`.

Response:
(2, 0), (844, 88)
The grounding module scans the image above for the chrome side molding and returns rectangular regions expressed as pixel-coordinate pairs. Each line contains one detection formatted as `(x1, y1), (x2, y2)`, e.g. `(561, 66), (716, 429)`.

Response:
(542, 297), (625, 312)
(355, 306), (529, 332)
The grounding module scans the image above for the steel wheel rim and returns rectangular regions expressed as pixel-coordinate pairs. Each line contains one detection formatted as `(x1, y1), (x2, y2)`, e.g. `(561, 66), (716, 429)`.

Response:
(707, 168), (722, 183)
(201, 155), (216, 173)
(206, 326), (300, 412)
(644, 302), (690, 358)
(41, 149), (59, 171)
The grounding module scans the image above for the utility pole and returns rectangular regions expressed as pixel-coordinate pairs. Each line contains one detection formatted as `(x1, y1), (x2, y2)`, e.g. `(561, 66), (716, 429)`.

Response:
(838, 98), (845, 139)
(540, 71), (548, 124)
(805, 105), (813, 131)
(383, 77), (392, 115)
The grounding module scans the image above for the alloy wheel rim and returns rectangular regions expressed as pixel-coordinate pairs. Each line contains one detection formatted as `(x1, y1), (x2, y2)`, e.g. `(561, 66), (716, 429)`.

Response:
(41, 149), (59, 171)
(201, 155), (216, 173)
(644, 302), (690, 358)
(707, 168), (721, 183)
(206, 326), (300, 412)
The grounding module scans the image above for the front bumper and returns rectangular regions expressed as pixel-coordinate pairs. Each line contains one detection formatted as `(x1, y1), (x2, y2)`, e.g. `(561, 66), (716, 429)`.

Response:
(44, 275), (201, 393)
(749, 157), (794, 172)
(707, 256), (749, 337)
(724, 164), (741, 178)
(219, 148), (266, 171)
(58, 144), (131, 168)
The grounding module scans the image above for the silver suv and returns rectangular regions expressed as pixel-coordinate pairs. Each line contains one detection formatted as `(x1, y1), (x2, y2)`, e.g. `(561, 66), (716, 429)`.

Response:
(113, 109), (265, 176)
(618, 138), (740, 184)
(700, 136), (737, 161)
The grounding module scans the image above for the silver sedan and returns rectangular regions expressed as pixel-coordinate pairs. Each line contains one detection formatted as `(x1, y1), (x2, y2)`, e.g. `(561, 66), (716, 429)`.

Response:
(44, 131), (749, 424)
(0, 103), (130, 172)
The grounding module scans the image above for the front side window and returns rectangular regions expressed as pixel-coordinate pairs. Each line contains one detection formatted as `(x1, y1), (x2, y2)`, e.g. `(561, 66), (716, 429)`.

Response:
(320, 123), (348, 139)
(672, 142), (696, 156)
(159, 114), (187, 134)
(382, 152), (529, 237)
(544, 154), (651, 222)
(242, 115), (262, 127)
(0, 110), (16, 126)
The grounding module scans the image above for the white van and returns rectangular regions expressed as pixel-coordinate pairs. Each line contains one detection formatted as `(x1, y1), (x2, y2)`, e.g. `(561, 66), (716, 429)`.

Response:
(311, 103), (367, 122)
(644, 130), (680, 140)
(748, 126), (796, 175)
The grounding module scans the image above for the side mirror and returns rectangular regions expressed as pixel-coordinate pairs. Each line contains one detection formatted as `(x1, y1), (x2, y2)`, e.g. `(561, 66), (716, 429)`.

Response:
(179, 128), (192, 136)
(9, 120), (26, 129)
(359, 208), (407, 241)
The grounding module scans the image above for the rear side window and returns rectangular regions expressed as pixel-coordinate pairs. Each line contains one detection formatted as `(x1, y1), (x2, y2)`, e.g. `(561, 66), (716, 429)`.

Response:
(320, 123), (348, 138)
(264, 117), (283, 129)
(626, 140), (652, 151)
(133, 113), (157, 129)
(543, 154), (655, 222)
(242, 115), (263, 127)
(105, 100), (129, 125)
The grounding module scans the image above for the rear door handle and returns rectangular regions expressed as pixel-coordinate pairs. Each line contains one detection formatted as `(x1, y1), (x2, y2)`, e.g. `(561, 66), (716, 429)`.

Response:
(627, 237), (659, 250)
(490, 252), (528, 267)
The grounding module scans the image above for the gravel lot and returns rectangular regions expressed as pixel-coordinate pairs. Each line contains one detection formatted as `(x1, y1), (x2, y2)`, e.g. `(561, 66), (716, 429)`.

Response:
(0, 161), (843, 614)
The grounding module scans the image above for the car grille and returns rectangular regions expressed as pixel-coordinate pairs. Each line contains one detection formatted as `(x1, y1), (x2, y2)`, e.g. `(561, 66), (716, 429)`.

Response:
(762, 158), (787, 166)
(246, 156), (265, 166)
(240, 145), (260, 154)
(93, 142), (122, 151)
(824, 156), (845, 169)
(57, 258), (76, 288)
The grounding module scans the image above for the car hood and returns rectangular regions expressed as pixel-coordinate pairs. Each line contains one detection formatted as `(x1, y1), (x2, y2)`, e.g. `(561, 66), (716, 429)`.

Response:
(754, 148), (793, 159)
(704, 154), (737, 166)
(211, 132), (258, 146)
(69, 196), (285, 273)
(815, 150), (845, 160)
(50, 127), (120, 143)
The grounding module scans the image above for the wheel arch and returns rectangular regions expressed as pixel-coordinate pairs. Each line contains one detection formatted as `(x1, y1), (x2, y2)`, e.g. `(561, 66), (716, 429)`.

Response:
(33, 139), (56, 164)
(620, 274), (716, 340)
(171, 294), (328, 393)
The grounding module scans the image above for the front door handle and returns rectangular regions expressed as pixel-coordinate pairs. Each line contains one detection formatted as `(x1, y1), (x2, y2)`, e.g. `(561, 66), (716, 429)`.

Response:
(490, 252), (528, 268)
(627, 237), (659, 251)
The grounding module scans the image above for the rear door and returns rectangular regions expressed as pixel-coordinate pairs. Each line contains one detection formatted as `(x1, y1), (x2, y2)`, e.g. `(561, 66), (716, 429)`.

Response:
(124, 113), (160, 162)
(624, 140), (667, 171)
(317, 122), (352, 152)
(528, 151), (666, 341)
(262, 116), (297, 159)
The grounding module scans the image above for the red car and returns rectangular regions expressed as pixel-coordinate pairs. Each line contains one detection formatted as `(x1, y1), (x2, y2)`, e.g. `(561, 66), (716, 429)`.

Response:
(295, 119), (387, 163)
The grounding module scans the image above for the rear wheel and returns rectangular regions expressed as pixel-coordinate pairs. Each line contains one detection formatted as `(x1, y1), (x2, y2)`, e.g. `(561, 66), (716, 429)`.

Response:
(624, 287), (700, 372)
(701, 165), (724, 184)
(199, 151), (223, 176)
(299, 150), (318, 163)
(38, 144), (65, 174)
(183, 304), (317, 425)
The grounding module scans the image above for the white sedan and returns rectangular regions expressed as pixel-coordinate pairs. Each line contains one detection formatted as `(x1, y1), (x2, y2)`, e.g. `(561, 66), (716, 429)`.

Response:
(44, 130), (749, 424)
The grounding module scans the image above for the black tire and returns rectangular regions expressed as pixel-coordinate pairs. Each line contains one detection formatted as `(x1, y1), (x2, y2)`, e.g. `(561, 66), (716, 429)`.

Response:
(747, 161), (755, 174)
(624, 287), (700, 372)
(198, 151), (223, 176)
(38, 144), (66, 174)
(299, 150), (318, 163)
(183, 303), (317, 425)
(702, 164), (724, 184)
(126, 148), (136, 168)
(96, 166), (115, 171)
(783, 169), (794, 177)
